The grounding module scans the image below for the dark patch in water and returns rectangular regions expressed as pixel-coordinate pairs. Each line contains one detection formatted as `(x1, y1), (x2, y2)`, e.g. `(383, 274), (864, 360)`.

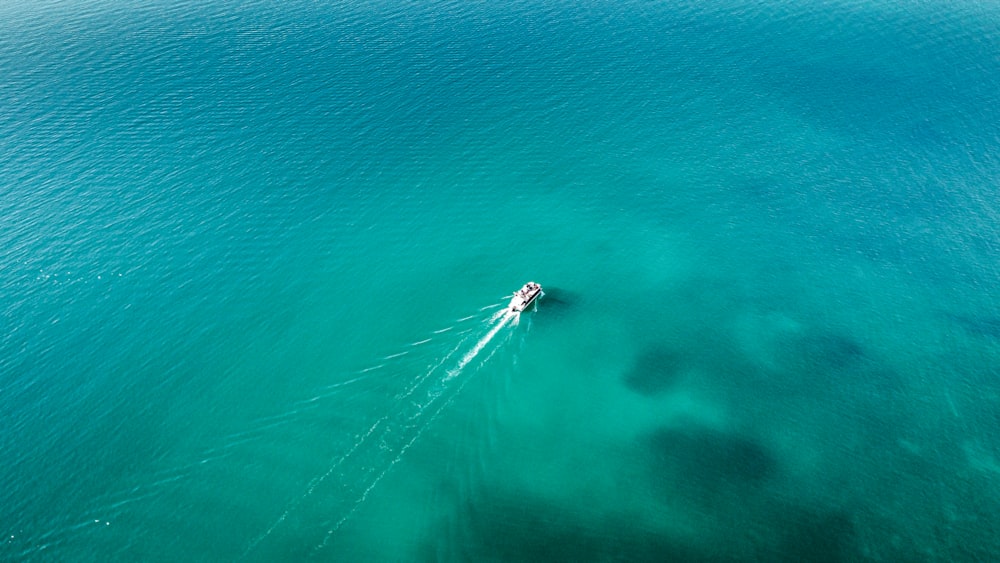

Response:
(945, 311), (1000, 339)
(622, 346), (688, 396)
(770, 507), (858, 563)
(647, 426), (777, 486)
(449, 488), (710, 563)
(791, 330), (866, 371)
(536, 286), (576, 307)
(443, 484), (865, 563)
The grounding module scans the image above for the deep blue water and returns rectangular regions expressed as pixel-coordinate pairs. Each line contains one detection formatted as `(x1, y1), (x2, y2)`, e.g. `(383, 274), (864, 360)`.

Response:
(3, 0), (1000, 560)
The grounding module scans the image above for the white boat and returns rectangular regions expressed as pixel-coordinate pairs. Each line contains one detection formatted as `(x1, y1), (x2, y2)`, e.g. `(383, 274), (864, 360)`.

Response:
(509, 282), (542, 313)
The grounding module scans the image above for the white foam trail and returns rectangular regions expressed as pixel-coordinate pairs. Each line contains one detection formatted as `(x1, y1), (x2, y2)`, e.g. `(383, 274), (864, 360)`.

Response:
(242, 306), (520, 559)
(392, 338), (469, 401)
(240, 328), (474, 559)
(446, 312), (513, 380)
(307, 343), (442, 404)
(25, 310), (522, 560)
(216, 407), (318, 445)
(239, 417), (390, 558)
(323, 374), (370, 391)
(312, 312), (515, 552)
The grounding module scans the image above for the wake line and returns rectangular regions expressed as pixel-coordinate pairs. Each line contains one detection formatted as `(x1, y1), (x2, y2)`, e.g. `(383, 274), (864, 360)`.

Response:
(242, 307), (519, 559)
(238, 337), (469, 560)
(446, 311), (514, 380)
(18, 305), (514, 561)
(313, 310), (516, 552)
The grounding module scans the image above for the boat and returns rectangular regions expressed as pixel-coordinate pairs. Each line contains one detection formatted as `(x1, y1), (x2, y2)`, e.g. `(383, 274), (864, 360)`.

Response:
(509, 282), (542, 313)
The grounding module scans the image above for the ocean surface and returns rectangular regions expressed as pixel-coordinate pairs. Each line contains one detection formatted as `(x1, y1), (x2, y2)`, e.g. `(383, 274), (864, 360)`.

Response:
(3, 0), (1000, 560)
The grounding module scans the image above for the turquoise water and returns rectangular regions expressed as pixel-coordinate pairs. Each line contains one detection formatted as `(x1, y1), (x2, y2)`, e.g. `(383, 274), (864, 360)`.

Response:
(3, 0), (1000, 560)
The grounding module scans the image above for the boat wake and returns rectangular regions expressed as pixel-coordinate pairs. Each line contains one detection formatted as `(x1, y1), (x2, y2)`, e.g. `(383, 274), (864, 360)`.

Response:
(242, 307), (520, 559)
(7, 302), (527, 561)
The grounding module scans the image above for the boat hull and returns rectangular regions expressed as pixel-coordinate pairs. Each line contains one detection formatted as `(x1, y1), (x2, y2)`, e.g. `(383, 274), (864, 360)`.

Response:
(509, 282), (542, 312)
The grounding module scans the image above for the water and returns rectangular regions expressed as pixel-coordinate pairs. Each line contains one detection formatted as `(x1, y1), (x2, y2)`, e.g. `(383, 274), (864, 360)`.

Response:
(3, 0), (1000, 560)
